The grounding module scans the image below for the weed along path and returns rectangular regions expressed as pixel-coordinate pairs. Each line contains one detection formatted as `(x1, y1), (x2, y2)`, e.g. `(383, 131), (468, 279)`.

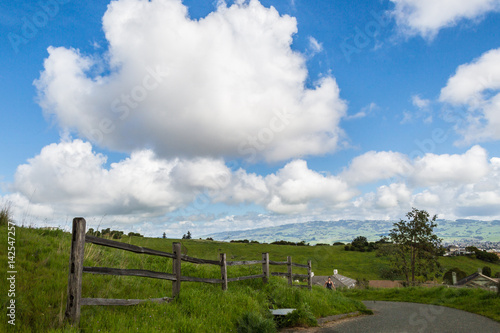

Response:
(286, 301), (500, 333)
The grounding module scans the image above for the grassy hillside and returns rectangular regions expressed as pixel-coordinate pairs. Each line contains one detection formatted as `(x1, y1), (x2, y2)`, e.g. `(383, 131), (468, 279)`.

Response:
(1, 225), (498, 332)
(205, 219), (500, 243)
(122, 236), (499, 280)
(0, 226), (367, 332)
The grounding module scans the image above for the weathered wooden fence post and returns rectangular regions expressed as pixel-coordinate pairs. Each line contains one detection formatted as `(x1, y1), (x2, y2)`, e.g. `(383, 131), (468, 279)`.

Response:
(287, 256), (293, 286)
(307, 260), (312, 290)
(262, 253), (269, 284)
(65, 217), (86, 325)
(172, 242), (182, 297)
(220, 253), (228, 291)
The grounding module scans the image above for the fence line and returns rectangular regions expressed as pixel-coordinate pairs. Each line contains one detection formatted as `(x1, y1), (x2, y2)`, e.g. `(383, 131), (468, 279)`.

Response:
(65, 217), (313, 325)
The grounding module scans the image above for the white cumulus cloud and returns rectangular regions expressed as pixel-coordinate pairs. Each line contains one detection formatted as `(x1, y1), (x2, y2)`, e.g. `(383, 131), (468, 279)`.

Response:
(5, 139), (500, 232)
(341, 151), (412, 185)
(7, 139), (359, 223)
(440, 48), (500, 143)
(34, 0), (346, 163)
(264, 160), (357, 214)
(411, 145), (490, 187)
(376, 183), (412, 209)
(11, 139), (228, 218)
(389, 0), (500, 39)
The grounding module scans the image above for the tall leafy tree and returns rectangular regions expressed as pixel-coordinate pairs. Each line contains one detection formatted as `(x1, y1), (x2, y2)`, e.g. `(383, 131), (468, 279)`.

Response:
(351, 236), (368, 249)
(389, 208), (442, 285)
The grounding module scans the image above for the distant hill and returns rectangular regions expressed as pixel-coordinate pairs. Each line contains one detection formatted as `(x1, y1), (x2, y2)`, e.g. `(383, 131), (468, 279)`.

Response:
(203, 219), (500, 244)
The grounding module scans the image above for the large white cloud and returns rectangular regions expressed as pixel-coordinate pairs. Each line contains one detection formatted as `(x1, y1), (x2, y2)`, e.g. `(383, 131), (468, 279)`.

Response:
(34, 0), (346, 163)
(12, 139), (230, 217)
(440, 48), (500, 143)
(410, 145), (490, 186)
(340, 151), (412, 185)
(8, 139), (358, 223)
(389, 0), (500, 39)
(264, 160), (357, 214)
(440, 48), (500, 106)
(5, 139), (500, 234)
(335, 145), (500, 219)
(454, 156), (500, 216)
(375, 183), (412, 209)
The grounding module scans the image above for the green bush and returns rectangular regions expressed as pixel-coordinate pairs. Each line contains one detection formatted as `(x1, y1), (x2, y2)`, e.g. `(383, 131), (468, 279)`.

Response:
(236, 312), (276, 333)
(281, 303), (317, 328)
(443, 268), (467, 285)
(482, 266), (492, 277)
(379, 267), (400, 280)
(469, 248), (500, 263)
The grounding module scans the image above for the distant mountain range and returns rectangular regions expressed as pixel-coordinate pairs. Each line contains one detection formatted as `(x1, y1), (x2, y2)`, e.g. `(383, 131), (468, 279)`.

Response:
(203, 219), (500, 244)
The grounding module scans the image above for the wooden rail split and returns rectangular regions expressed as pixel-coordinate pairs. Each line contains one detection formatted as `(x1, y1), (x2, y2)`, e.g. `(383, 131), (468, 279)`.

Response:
(65, 217), (86, 325)
(262, 252), (270, 284)
(65, 217), (313, 325)
(307, 260), (312, 290)
(287, 256), (293, 286)
(172, 242), (182, 297)
(220, 253), (228, 291)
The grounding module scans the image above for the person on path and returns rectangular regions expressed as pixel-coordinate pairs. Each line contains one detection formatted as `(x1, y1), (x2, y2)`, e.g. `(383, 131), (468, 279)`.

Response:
(324, 277), (335, 290)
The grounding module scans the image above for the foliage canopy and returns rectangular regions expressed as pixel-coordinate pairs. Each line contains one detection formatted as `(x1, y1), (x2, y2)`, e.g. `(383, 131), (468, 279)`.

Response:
(388, 208), (442, 284)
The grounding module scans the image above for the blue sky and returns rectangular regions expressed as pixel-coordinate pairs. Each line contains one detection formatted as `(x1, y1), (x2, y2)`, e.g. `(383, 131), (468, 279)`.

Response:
(1, 0), (500, 237)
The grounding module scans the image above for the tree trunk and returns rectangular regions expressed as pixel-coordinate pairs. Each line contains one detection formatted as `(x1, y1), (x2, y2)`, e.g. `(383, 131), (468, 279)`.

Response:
(411, 244), (416, 284)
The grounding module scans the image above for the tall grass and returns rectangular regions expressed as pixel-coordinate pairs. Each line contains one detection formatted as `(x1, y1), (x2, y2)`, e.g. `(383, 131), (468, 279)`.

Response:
(2, 224), (497, 332)
(0, 202), (12, 226)
(0, 226), (366, 332)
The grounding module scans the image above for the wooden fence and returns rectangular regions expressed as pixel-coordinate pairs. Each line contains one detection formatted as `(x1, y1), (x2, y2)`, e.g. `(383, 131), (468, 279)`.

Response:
(65, 217), (313, 324)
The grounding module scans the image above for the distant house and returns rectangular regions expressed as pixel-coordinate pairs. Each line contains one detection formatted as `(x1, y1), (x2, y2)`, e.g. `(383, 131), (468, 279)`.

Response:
(444, 245), (471, 256)
(331, 270), (357, 289)
(311, 270), (357, 289)
(456, 270), (499, 292)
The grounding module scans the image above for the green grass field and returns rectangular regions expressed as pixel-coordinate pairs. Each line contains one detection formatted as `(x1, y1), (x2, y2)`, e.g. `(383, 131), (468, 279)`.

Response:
(1, 225), (498, 332)
(116, 236), (500, 280)
(0, 226), (366, 332)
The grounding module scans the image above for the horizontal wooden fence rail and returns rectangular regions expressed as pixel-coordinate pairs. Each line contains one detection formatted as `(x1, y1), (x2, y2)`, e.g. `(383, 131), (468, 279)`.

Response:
(83, 266), (178, 281)
(65, 217), (313, 325)
(226, 259), (264, 266)
(85, 235), (176, 258)
(227, 274), (266, 283)
(81, 297), (171, 306)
